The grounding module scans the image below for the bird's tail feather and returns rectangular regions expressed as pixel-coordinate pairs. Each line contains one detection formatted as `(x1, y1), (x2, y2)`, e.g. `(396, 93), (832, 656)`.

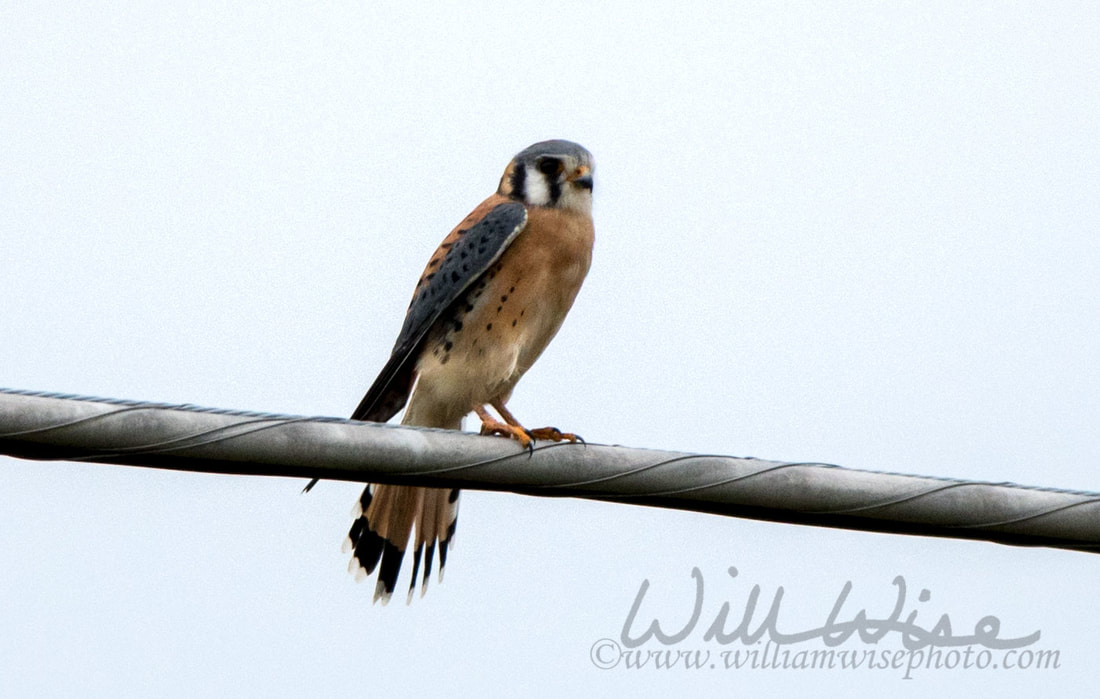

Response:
(345, 483), (461, 604)
(344, 409), (462, 604)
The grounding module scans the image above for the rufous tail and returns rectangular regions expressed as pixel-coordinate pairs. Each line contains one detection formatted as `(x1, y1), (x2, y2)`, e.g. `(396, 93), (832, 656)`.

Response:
(343, 412), (461, 604)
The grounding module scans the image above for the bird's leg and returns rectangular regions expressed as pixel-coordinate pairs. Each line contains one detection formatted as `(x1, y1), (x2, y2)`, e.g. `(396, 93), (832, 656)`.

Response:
(475, 405), (532, 451)
(491, 401), (582, 444)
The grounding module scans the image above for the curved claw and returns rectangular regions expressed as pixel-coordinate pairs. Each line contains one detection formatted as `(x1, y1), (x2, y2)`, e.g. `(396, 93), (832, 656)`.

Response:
(527, 426), (582, 444)
(476, 405), (582, 456)
(476, 407), (534, 451)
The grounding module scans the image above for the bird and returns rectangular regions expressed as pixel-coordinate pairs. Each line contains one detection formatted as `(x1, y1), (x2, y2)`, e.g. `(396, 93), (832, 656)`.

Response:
(309, 140), (595, 604)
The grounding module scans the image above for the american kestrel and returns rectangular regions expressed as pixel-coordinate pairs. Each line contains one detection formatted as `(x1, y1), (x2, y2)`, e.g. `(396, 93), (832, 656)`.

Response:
(311, 140), (595, 603)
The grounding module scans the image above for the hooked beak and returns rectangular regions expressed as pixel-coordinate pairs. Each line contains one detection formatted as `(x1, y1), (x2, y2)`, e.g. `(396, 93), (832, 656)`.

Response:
(569, 165), (594, 192)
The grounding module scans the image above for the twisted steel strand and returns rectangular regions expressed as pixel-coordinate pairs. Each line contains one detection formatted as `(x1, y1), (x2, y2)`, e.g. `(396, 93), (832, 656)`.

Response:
(2, 386), (1098, 553)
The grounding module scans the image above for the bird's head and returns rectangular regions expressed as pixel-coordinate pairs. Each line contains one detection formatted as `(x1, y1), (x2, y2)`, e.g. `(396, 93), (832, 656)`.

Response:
(498, 139), (594, 215)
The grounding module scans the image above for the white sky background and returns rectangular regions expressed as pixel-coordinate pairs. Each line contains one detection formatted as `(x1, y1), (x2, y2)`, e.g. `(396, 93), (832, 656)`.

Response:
(2, 1), (1098, 696)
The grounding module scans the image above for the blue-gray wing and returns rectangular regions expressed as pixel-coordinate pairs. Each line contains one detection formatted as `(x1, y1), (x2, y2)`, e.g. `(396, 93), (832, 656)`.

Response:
(351, 200), (528, 422)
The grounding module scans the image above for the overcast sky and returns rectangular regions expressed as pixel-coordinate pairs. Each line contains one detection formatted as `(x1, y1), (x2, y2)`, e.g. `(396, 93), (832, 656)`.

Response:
(2, 2), (1098, 696)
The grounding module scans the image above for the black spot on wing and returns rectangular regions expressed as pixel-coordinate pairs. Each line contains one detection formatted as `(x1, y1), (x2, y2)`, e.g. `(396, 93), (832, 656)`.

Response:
(350, 202), (528, 422)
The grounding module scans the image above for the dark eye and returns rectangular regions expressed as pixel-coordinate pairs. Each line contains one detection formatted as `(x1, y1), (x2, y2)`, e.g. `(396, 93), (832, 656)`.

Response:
(537, 158), (561, 176)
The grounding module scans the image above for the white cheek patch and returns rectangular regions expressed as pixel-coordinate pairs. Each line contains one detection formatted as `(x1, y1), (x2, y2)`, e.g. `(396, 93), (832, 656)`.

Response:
(524, 173), (550, 206)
